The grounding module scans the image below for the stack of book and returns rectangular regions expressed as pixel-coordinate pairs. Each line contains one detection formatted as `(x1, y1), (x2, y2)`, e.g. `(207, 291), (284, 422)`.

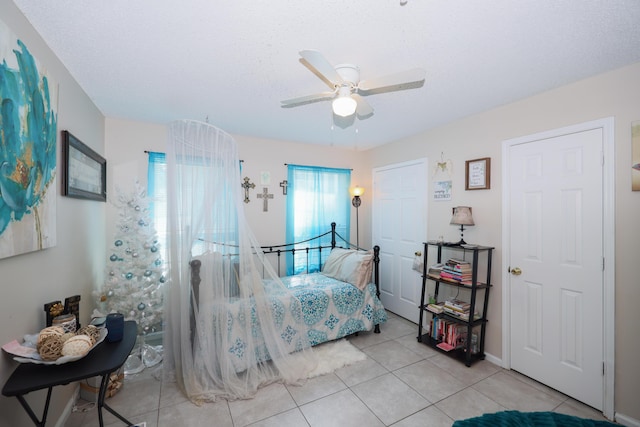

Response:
(427, 263), (444, 277)
(443, 299), (478, 321)
(429, 317), (468, 352)
(439, 258), (472, 284)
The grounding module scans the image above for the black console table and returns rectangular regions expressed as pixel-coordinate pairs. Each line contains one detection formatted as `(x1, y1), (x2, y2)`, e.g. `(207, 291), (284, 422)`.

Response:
(2, 320), (137, 427)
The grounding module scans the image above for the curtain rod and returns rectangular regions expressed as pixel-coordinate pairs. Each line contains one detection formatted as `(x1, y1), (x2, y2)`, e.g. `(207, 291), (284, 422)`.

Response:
(144, 150), (243, 162)
(284, 163), (352, 170)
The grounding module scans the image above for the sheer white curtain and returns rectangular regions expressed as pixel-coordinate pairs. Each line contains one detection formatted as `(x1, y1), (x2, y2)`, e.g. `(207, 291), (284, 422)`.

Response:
(164, 120), (316, 402)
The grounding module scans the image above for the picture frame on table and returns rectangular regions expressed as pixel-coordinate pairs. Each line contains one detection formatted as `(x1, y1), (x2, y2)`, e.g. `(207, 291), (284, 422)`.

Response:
(62, 130), (107, 201)
(465, 157), (491, 190)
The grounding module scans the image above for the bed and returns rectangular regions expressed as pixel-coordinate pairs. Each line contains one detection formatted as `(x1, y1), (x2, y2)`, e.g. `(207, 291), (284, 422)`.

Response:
(189, 223), (387, 372)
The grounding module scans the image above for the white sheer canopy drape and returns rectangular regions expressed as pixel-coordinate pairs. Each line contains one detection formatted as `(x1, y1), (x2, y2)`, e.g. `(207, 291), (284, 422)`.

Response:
(164, 120), (315, 402)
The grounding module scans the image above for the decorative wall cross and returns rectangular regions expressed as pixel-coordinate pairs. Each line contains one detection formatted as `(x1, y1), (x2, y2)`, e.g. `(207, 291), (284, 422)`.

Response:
(241, 177), (255, 203)
(256, 187), (274, 212)
(279, 180), (288, 195)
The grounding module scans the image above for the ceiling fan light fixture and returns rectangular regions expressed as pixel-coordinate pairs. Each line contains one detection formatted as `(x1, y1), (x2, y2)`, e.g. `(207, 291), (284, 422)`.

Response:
(332, 87), (357, 117)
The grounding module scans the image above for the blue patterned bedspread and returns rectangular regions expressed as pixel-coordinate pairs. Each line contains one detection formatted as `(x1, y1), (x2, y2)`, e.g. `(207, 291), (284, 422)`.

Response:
(277, 273), (388, 346)
(217, 273), (387, 372)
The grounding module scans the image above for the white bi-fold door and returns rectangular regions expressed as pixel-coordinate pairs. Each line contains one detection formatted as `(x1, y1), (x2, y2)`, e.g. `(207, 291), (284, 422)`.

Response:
(372, 159), (427, 324)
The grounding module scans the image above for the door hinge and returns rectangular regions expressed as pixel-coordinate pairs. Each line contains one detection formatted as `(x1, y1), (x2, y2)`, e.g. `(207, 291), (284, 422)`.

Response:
(603, 362), (605, 376)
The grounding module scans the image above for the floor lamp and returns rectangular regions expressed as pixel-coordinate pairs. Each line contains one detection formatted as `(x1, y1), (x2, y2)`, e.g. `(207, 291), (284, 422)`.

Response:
(351, 186), (364, 248)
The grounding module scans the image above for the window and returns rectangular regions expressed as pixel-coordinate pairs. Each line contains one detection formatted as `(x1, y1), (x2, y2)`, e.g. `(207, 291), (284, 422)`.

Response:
(147, 152), (167, 259)
(286, 164), (351, 275)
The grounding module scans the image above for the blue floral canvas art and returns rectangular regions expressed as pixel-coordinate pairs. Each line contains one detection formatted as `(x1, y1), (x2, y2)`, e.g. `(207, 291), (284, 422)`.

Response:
(0, 18), (57, 259)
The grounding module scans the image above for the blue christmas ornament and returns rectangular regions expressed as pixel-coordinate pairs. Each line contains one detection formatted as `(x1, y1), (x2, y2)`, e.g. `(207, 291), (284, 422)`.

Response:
(115, 240), (123, 246)
(150, 246), (158, 253)
(144, 270), (152, 277)
(159, 276), (166, 283)
(138, 302), (146, 311)
(126, 272), (133, 280)
(138, 219), (145, 226)
(110, 254), (118, 261)
(155, 259), (162, 266)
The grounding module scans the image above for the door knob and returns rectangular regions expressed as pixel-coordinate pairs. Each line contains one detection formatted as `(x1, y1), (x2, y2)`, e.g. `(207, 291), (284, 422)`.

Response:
(510, 267), (522, 276)
(414, 251), (422, 257)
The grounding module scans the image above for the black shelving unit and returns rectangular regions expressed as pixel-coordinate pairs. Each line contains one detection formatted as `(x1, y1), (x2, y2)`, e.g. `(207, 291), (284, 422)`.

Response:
(417, 241), (493, 366)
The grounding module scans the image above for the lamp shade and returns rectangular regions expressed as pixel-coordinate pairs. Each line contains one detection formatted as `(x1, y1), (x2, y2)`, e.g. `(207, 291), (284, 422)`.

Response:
(351, 185), (365, 197)
(450, 206), (474, 226)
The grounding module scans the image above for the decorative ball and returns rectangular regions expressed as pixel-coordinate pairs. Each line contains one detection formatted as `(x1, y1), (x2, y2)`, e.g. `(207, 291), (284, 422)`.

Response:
(150, 246), (158, 253)
(76, 325), (100, 344)
(130, 310), (136, 317)
(138, 219), (145, 226)
(135, 205), (141, 211)
(132, 252), (139, 258)
(115, 240), (123, 246)
(107, 290), (114, 297)
(37, 326), (65, 349)
(100, 294), (107, 302)
(144, 270), (152, 277)
(39, 335), (64, 361)
(126, 273), (133, 280)
(125, 248), (132, 254)
(109, 270), (115, 276)
(154, 259), (162, 266)
(61, 332), (75, 342)
(110, 254), (118, 261)
(138, 302), (146, 311)
(62, 335), (93, 357)
(160, 276), (166, 283)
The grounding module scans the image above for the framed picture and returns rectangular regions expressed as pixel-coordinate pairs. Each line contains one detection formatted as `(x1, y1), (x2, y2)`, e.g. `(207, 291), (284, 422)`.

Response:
(62, 131), (106, 201)
(465, 157), (491, 190)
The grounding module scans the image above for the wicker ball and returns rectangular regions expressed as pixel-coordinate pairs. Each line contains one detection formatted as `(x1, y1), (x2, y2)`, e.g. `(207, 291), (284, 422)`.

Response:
(37, 326), (65, 349)
(62, 335), (93, 357)
(76, 325), (100, 344)
(60, 332), (75, 343)
(38, 335), (63, 361)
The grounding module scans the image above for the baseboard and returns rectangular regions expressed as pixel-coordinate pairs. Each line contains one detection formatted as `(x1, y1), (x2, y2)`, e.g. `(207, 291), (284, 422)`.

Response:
(616, 412), (640, 427)
(483, 351), (502, 367)
(54, 384), (80, 427)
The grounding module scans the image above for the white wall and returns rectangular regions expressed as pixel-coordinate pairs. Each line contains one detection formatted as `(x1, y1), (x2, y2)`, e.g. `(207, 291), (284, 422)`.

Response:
(104, 119), (372, 250)
(0, 2), (106, 426)
(369, 62), (640, 422)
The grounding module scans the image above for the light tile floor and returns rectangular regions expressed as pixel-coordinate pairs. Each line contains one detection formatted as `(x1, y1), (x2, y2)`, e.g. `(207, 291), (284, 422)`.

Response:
(66, 312), (612, 426)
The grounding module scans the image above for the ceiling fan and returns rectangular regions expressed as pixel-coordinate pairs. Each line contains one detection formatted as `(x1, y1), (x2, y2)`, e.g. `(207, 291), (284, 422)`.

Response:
(281, 49), (426, 118)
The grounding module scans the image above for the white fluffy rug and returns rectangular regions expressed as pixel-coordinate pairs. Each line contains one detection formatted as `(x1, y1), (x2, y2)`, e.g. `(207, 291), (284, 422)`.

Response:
(304, 339), (367, 378)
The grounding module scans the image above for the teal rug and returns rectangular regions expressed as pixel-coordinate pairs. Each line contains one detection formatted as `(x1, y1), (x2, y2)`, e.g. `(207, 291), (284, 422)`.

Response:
(452, 411), (616, 426)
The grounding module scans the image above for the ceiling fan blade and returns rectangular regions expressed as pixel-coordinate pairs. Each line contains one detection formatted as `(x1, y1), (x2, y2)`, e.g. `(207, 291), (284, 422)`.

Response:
(358, 68), (426, 91)
(299, 49), (343, 86)
(281, 91), (335, 107)
(352, 94), (374, 117)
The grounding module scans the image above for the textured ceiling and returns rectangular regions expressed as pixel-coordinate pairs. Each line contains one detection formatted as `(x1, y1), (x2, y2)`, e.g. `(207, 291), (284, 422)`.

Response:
(12, 0), (640, 150)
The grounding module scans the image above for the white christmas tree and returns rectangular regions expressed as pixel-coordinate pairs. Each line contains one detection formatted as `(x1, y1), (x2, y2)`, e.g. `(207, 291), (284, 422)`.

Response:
(97, 183), (166, 337)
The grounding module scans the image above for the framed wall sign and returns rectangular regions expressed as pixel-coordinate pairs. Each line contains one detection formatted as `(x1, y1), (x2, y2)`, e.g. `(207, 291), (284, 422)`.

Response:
(465, 157), (491, 190)
(62, 131), (107, 201)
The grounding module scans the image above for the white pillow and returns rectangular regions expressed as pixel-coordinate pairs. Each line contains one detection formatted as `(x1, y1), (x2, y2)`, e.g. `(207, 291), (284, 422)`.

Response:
(322, 248), (353, 278)
(323, 248), (373, 290)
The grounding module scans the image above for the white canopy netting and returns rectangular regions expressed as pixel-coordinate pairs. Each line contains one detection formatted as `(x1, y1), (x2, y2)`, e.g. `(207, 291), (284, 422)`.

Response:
(163, 119), (316, 402)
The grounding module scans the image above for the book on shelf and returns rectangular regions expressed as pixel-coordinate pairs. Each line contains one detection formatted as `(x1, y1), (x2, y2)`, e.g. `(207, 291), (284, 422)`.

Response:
(444, 299), (471, 311)
(428, 318), (470, 351)
(426, 302), (444, 314)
